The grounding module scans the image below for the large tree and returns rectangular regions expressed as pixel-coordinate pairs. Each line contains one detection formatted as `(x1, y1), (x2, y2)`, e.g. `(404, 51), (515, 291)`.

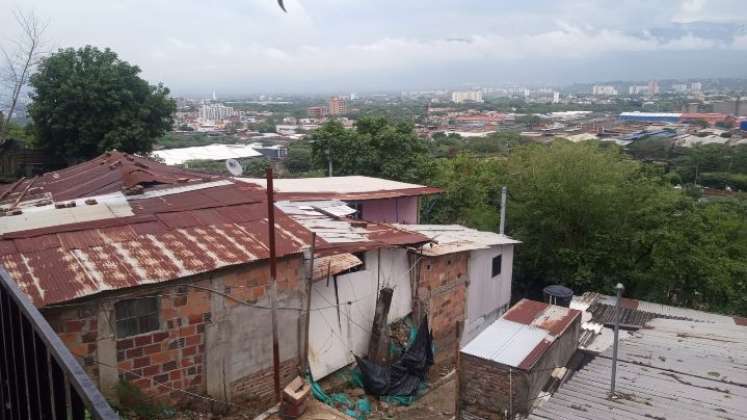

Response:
(28, 46), (175, 164)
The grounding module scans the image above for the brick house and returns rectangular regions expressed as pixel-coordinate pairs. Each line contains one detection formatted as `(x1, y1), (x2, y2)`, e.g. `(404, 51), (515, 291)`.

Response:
(0, 152), (314, 408)
(458, 299), (581, 419)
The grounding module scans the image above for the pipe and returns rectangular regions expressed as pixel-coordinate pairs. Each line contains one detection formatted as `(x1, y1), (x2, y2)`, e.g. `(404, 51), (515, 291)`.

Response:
(610, 282), (624, 397)
(499, 186), (507, 235)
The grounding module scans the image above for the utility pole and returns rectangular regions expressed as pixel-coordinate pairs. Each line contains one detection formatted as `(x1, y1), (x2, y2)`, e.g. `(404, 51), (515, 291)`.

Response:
(266, 167), (281, 403)
(326, 149), (333, 177)
(499, 186), (507, 235)
(610, 283), (624, 397)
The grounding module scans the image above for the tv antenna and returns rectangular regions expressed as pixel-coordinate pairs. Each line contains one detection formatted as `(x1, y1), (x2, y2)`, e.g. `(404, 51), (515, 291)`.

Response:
(225, 158), (244, 176)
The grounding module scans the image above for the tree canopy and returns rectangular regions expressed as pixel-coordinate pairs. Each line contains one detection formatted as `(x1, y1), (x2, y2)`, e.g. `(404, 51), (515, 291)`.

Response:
(28, 46), (175, 164)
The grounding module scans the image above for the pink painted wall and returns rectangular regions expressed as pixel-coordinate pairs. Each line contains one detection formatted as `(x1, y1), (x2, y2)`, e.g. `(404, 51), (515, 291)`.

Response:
(359, 197), (419, 224)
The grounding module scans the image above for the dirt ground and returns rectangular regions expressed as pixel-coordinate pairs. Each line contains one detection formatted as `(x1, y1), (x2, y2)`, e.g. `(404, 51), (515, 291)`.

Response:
(368, 374), (456, 420)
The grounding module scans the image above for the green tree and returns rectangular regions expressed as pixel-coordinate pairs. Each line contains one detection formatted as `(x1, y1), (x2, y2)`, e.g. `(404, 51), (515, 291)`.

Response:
(309, 117), (432, 183)
(285, 141), (313, 174)
(515, 114), (541, 128)
(28, 46), (175, 165)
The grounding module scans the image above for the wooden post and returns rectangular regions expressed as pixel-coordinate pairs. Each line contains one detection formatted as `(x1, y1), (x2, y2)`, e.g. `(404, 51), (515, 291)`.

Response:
(368, 287), (393, 365)
(266, 167), (281, 403)
(301, 233), (316, 374)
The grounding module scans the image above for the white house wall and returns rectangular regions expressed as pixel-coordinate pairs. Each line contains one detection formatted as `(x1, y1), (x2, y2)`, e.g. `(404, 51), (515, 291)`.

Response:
(308, 248), (413, 380)
(462, 245), (514, 344)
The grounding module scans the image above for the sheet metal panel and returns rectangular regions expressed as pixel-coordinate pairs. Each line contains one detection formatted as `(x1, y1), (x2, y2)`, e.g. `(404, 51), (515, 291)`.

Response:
(461, 318), (549, 367)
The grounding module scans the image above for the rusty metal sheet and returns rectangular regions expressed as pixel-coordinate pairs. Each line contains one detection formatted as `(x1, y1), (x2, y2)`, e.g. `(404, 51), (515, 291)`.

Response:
(312, 253), (362, 282)
(502, 299), (550, 325)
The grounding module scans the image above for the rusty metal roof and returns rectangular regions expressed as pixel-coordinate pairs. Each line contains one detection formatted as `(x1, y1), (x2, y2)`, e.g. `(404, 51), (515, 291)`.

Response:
(0, 153), (316, 307)
(529, 318), (747, 420)
(462, 299), (581, 370)
(311, 253), (362, 282)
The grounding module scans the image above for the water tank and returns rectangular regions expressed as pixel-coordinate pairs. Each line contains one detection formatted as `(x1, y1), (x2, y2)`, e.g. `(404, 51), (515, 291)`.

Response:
(740, 120), (747, 131)
(542, 285), (574, 307)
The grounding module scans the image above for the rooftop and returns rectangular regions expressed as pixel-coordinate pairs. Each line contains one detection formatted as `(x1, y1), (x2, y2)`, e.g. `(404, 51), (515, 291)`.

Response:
(396, 224), (520, 256)
(237, 176), (442, 201)
(0, 152), (313, 307)
(151, 143), (263, 165)
(461, 299), (580, 370)
(529, 318), (747, 420)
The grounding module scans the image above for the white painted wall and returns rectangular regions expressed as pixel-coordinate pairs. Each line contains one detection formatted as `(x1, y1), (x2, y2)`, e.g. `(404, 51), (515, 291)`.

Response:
(462, 245), (514, 345)
(308, 248), (412, 380)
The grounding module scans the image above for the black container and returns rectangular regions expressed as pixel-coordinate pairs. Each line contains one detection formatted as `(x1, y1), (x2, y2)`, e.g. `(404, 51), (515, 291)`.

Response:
(542, 285), (574, 307)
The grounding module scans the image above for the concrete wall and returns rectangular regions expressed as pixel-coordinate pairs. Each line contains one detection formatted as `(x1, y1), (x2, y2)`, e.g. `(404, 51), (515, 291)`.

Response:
(462, 245), (514, 345)
(44, 255), (306, 411)
(308, 248), (413, 380)
(416, 252), (468, 366)
(359, 196), (419, 224)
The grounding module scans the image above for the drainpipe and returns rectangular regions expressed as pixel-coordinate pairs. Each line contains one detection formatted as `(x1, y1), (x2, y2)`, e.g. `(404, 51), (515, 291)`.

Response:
(610, 282), (625, 397)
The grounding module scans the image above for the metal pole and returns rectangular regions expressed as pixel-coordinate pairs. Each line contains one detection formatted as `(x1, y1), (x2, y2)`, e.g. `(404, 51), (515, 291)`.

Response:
(266, 167), (281, 403)
(326, 149), (332, 177)
(499, 186), (507, 235)
(610, 282), (624, 397)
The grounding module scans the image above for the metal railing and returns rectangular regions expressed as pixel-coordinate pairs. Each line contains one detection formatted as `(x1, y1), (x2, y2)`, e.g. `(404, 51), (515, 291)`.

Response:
(0, 268), (118, 420)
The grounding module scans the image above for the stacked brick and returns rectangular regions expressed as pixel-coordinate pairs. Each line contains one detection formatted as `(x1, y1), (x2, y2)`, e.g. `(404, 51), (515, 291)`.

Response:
(458, 353), (519, 420)
(417, 253), (468, 365)
(115, 283), (211, 402)
(49, 305), (99, 380)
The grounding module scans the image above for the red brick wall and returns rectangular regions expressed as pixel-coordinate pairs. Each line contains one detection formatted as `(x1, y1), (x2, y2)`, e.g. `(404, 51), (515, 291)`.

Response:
(417, 253), (468, 365)
(458, 354), (525, 420)
(230, 357), (298, 404)
(49, 305), (99, 381)
(45, 255), (305, 408)
(115, 281), (211, 403)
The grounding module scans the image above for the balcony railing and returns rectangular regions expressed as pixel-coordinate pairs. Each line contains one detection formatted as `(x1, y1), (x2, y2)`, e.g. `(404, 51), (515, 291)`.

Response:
(0, 267), (118, 420)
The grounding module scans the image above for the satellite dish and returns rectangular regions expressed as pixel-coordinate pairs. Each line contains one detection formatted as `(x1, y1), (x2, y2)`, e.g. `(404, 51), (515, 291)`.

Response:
(225, 159), (243, 176)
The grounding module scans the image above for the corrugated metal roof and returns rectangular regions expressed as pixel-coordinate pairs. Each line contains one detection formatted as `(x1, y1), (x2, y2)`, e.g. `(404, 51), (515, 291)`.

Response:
(152, 144), (263, 165)
(277, 200), (429, 250)
(529, 318), (747, 420)
(396, 224), (520, 256)
(236, 176), (442, 201)
(0, 153), (316, 307)
(311, 253), (362, 282)
(461, 299), (581, 370)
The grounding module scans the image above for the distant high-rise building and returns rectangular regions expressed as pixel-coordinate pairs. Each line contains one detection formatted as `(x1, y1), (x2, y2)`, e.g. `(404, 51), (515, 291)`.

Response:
(690, 82), (702, 93)
(350, 93), (357, 101)
(451, 90), (484, 104)
(592, 85), (618, 96)
(629, 85), (648, 95)
(212, 90), (217, 101)
(199, 103), (235, 123)
(307, 106), (328, 119)
(647, 80), (659, 95)
(328, 96), (348, 115)
(672, 84), (688, 93)
(552, 91), (560, 104)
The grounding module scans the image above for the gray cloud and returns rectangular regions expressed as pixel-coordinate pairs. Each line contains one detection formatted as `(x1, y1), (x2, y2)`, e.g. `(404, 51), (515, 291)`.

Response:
(2, 0), (746, 94)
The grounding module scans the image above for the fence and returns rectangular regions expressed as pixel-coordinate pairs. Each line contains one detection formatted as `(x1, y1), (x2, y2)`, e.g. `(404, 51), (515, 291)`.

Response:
(0, 267), (118, 419)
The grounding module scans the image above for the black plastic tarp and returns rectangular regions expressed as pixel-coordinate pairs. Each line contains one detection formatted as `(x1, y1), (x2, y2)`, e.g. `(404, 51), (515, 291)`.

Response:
(356, 316), (433, 397)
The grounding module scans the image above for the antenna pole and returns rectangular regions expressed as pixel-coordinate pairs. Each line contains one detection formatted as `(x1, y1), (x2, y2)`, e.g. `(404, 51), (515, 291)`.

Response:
(266, 167), (281, 403)
(610, 282), (624, 397)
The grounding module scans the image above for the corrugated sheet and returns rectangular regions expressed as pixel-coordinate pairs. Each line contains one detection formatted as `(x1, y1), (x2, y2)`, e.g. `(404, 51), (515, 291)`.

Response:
(461, 318), (549, 368)
(462, 299), (581, 370)
(311, 253), (362, 282)
(0, 153), (315, 307)
(529, 318), (747, 420)
(237, 176), (442, 201)
(397, 224), (520, 256)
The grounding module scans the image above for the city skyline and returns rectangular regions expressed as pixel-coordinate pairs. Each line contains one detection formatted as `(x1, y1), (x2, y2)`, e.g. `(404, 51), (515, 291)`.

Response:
(3, 1), (747, 95)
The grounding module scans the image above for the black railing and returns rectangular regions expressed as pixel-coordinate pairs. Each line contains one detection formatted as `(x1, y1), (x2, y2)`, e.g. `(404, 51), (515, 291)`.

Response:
(0, 268), (118, 420)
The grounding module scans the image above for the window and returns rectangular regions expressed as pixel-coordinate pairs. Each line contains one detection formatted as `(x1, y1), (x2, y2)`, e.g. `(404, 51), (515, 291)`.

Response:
(491, 255), (502, 278)
(115, 297), (160, 338)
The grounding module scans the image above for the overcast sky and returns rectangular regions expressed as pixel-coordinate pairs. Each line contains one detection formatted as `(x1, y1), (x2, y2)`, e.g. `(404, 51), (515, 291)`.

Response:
(2, 0), (747, 95)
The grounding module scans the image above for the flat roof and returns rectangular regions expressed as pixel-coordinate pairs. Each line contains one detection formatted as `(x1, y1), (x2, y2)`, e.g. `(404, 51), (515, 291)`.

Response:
(237, 176), (442, 201)
(461, 299), (581, 370)
(397, 224), (520, 256)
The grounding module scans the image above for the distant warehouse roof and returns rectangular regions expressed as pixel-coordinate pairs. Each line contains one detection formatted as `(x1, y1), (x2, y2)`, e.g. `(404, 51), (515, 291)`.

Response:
(152, 144), (263, 165)
(237, 176), (442, 201)
(619, 112), (682, 123)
